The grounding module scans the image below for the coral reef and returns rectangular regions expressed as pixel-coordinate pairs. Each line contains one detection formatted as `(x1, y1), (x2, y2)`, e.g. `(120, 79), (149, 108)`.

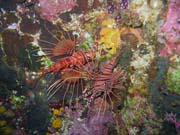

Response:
(0, 0), (180, 135)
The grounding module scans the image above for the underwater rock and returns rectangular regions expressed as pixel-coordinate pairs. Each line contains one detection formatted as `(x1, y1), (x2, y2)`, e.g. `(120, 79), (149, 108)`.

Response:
(1, 28), (42, 70)
(0, 62), (18, 90)
(117, 45), (133, 70)
(0, 12), (19, 28)
(13, 128), (27, 135)
(20, 15), (40, 34)
(0, 0), (17, 11)
(72, 0), (102, 13)
(120, 10), (143, 28)
(26, 98), (50, 135)
(92, 0), (101, 8)
(130, 0), (163, 23)
(75, 0), (88, 12)
(120, 96), (161, 135)
(1, 29), (21, 66)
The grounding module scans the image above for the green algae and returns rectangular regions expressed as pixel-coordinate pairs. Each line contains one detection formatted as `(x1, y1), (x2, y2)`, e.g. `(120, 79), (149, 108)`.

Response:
(167, 65), (180, 94)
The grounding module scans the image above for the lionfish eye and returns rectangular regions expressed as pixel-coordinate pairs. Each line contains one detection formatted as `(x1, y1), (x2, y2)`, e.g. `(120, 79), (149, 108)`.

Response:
(87, 55), (91, 60)
(85, 53), (91, 59)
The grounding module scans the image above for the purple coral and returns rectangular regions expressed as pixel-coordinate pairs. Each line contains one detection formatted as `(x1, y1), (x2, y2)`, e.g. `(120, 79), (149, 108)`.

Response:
(165, 113), (180, 132)
(159, 0), (180, 56)
(118, 0), (129, 9)
(38, 0), (77, 21)
(68, 111), (114, 135)
(66, 104), (114, 135)
(107, 0), (129, 14)
(107, 3), (115, 14)
(115, 14), (121, 21)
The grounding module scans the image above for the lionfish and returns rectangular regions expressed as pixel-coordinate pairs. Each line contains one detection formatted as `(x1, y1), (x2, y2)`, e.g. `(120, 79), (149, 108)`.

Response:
(89, 57), (126, 113)
(37, 25), (95, 106)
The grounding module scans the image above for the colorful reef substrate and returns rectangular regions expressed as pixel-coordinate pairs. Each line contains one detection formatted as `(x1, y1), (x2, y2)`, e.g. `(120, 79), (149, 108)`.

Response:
(0, 0), (180, 135)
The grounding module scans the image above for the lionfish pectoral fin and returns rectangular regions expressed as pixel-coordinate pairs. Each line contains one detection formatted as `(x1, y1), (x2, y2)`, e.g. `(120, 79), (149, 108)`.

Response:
(52, 39), (76, 57)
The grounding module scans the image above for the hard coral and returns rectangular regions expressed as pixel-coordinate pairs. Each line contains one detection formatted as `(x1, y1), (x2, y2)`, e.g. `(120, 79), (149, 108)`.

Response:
(38, 0), (77, 21)
(159, 0), (180, 56)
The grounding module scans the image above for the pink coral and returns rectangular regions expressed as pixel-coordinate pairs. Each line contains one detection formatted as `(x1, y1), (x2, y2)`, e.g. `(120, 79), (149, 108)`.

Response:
(159, 0), (180, 56)
(38, 0), (77, 21)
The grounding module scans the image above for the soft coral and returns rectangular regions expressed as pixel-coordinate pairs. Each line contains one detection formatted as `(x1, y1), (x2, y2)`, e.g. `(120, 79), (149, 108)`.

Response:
(38, 0), (77, 21)
(159, 0), (180, 56)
